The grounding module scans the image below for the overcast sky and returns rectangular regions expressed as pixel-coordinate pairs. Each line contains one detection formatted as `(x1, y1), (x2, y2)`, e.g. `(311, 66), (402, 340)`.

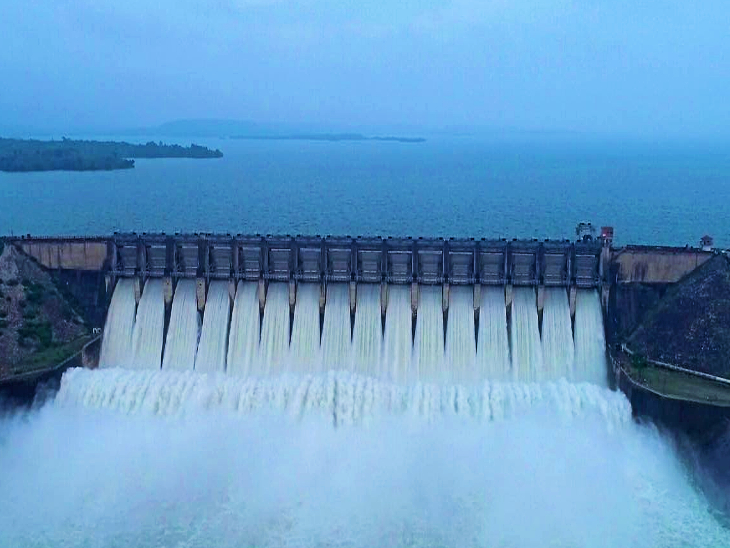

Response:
(2, 0), (728, 137)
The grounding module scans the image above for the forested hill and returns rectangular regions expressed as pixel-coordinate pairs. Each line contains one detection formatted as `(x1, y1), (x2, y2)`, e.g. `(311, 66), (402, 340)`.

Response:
(0, 138), (223, 172)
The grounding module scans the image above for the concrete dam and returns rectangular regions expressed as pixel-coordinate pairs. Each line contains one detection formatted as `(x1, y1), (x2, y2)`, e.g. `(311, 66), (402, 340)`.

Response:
(7, 229), (718, 393)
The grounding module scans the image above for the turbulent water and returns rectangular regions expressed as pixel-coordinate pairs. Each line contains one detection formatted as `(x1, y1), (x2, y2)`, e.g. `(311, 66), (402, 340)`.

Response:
(162, 280), (200, 371)
(541, 287), (575, 381)
(98, 278), (137, 368)
(195, 282), (231, 373)
(1, 368), (728, 547)
(510, 288), (544, 383)
(226, 281), (260, 376)
(130, 280), (165, 370)
(477, 286), (511, 381)
(4, 278), (728, 546)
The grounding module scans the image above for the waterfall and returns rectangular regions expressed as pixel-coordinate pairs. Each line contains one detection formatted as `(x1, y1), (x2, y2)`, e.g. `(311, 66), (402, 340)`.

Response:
(574, 289), (608, 386)
(162, 280), (200, 371)
(381, 285), (412, 383)
(351, 284), (382, 377)
(540, 287), (574, 381)
(257, 283), (290, 375)
(130, 279), (165, 370)
(476, 286), (511, 381)
(99, 279), (137, 368)
(226, 281), (260, 377)
(444, 286), (476, 383)
(97, 279), (608, 389)
(413, 286), (444, 383)
(57, 366), (631, 426)
(510, 287), (543, 382)
(289, 283), (322, 373)
(194, 282), (231, 373)
(321, 283), (351, 371)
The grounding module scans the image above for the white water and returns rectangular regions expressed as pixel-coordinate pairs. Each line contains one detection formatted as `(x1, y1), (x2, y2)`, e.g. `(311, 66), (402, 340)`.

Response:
(413, 286), (445, 383)
(194, 282), (231, 373)
(574, 289), (609, 386)
(444, 286), (476, 383)
(130, 280), (165, 370)
(510, 288), (544, 382)
(4, 277), (727, 547)
(540, 287), (575, 381)
(351, 284), (382, 377)
(289, 283), (322, 373)
(3, 367), (725, 547)
(381, 285), (412, 383)
(162, 280), (200, 371)
(99, 279), (137, 368)
(321, 283), (352, 371)
(476, 286), (511, 381)
(226, 281), (260, 376)
(257, 283), (290, 375)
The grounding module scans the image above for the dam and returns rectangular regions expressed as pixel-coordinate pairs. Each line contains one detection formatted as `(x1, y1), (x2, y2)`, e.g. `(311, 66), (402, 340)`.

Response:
(9, 232), (614, 382)
(2, 230), (730, 547)
(4, 228), (727, 412)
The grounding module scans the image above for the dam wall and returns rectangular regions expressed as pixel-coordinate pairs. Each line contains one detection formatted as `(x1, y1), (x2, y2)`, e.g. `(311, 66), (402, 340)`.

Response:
(10, 233), (604, 287)
(6, 233), (714, 339)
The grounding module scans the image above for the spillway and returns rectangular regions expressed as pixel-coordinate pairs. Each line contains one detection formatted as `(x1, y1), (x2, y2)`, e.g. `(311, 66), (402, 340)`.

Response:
(97, 277), (612, 391)
(510, 287), (543, 383)
(381, 285), (412, 383)
(226, 281), (260, 376)
(194, 282), (231, 373)
(574, 289), (608, 386)
(444, 286), (476, 383)
(289, 283), (322, 373)
(162, 280), (200, 371)
(321, 284), (351, 371)
(540, 287), (574, 381)
(130, 279), (165, 370)
(99, 278), (137, 368)
(476, 286), (511, 381)
(351, 284), (382, 377)
(413, 286), (444, 383)
(257, 283), (290, 375)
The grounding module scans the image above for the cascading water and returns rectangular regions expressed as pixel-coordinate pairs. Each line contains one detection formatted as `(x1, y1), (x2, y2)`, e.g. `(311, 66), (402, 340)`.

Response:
(162, 280), (200, 371)
(510, 287), (543, 382)
(476, 286), (511, 381)
(413, 286), (444, 383)
(194, 281), (231, 373)
(130, 279), (165, 370)
(540, 287), (574, 381)
(320, 283), (351, 371)
(289, 283), (322, 373)
(226, 281), (260, 376)
(574, 289), (608, 386)
(99, 278), (137, 368)
(257, 283), (290, 375)
(444, 286), (476, 383)
(11, 275), (729, 547)
(351, 284), (382, 377)
(381, 285), (412, 383)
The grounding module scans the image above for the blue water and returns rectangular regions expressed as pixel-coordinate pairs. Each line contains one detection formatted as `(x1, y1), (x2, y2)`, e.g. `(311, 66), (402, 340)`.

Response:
(1, 136), (729, 246)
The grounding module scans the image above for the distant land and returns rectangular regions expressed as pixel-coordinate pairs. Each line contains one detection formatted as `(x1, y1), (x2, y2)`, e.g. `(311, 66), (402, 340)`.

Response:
(231, 133), (426, 143)
(116, 119), (427, 143)
(0, 138), (223, 172)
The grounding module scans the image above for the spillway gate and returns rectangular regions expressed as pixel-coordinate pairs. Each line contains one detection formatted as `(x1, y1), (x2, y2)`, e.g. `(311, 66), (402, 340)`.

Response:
(109, 234), (603, 288)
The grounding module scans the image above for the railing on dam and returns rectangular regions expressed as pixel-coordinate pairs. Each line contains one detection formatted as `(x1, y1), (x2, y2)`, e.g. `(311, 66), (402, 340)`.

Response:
(101, 233), (604, 288)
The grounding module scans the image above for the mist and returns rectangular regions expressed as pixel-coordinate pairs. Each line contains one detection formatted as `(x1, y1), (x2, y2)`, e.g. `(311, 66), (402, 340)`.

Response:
(0, 367), (726, 547)
(2, 0), (729, 138)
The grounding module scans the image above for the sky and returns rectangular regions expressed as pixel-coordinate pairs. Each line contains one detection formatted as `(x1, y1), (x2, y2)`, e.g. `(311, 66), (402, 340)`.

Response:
(1, 0), (729, 137)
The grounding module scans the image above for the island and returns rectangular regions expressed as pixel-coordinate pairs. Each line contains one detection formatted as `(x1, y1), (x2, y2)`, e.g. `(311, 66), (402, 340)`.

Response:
(0, 137), (223, 172)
